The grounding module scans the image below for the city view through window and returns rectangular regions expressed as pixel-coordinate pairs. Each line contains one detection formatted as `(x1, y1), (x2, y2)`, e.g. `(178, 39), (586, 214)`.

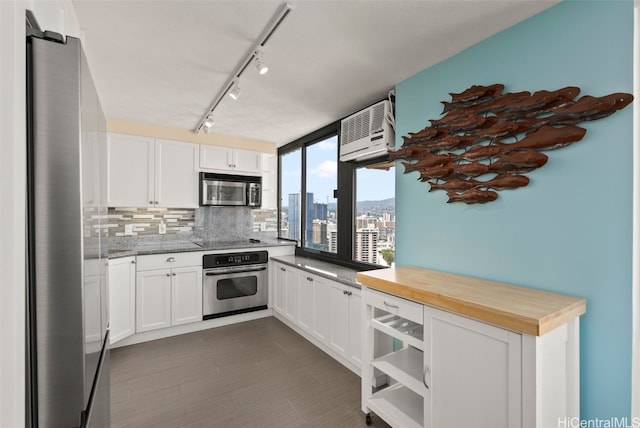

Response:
(279, 137), (395, 267)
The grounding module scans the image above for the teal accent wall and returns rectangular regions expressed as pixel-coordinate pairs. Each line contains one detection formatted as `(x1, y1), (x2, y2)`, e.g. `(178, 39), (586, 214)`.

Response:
(395, 1), (634, 420)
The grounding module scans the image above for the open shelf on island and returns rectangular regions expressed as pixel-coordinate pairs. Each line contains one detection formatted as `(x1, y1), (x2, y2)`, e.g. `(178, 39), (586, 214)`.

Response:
(368, 383), (423, 428)
(371, 313), (423, 350)
(371, 346), (426, 398)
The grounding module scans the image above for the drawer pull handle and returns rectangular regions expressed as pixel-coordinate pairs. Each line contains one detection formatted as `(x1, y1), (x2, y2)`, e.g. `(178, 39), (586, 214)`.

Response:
(280, 267), (285, 271)
(423, 365), (430, 390)
(307, 277), (313, 282)
(131, 260), (136, 264)
(383, 301), (399, 309)
(172, 272), (176, 276)
(166, 273), (171, 277)
(167, 257), (175, 262)
(347, 291), (352, 296)
(343, 290), (348, 295)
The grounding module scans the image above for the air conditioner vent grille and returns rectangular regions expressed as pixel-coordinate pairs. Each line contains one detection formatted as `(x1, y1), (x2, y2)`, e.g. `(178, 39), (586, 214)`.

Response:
(339, 100), (394, 162)
(341, 109), (370, 145)
(370, 102), (385, 133)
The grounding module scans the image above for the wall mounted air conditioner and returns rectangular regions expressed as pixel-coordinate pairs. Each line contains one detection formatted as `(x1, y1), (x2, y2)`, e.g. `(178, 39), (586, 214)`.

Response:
(339, 100), (395, 162)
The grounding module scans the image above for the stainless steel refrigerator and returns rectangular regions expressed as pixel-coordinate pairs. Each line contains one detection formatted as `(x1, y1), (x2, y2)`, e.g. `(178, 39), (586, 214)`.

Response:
(26, 21), (110, 428)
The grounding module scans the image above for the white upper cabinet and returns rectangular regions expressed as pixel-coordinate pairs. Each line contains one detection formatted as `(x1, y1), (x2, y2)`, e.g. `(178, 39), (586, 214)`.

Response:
(261, 152), (277, 210)
(200, 145), (262, 175)
(154, 139), (199, 208)
(107, 133), (198, 208)
(108, 134), (154, 207)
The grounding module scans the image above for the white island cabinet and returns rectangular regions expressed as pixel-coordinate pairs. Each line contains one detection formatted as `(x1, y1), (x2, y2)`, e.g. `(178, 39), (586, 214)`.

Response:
(358, 266), (586, 428)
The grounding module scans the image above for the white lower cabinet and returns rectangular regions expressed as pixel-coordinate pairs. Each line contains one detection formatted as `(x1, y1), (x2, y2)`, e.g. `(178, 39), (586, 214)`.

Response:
(348, 287), (362, 368)
(271, 260), (361, 373)
(284, 267), (298, 323)
(311, 274), (330, 345)
(329, 281), (350, 357)
(171, 266), (203, 326)
(297, 273), (314, 334)
(136, 253), (202, 333)
(273, 262), (286, 315)
(362, 287), (579, 428)
(108, 256), (136, 344)
(136, 269), (172, 332)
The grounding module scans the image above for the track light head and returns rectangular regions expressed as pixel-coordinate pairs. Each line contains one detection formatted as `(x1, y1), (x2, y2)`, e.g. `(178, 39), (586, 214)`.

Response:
(254, 47), (269, 75)
(202, 114), (214, 132)
(228, 79), (241, 100)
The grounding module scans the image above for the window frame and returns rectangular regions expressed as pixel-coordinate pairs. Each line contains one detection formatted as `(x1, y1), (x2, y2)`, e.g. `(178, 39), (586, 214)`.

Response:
(278, 121), (391, 271)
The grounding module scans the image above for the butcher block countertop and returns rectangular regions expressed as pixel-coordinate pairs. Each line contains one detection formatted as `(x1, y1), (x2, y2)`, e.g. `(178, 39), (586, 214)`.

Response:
(356, 266), (586, 336)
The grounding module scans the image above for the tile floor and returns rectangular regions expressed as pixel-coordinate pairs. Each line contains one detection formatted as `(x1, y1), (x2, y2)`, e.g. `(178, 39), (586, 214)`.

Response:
(110, 316), (391, 427)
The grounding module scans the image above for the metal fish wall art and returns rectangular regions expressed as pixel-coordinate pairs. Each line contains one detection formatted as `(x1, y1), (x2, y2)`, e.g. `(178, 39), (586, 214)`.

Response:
(390, 84), (634, 204)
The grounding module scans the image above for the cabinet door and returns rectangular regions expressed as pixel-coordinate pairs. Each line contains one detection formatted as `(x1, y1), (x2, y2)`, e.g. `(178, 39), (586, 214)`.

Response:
(171, 266), (203, 326)
(273, 262), (286, 315)
(329, 282), (349, 358)
(297, 272), (313, 333)
(312, 275), (330, 345)
(348, 286), (362, 369)
(155, 139), (199, 208)
(233, 149), (262, 174)
(200, 145), (232, 171)
(424, 306), (522, 428)
(107, 133), (154, 207)
(108, 257), (136, 344)
(260, 153), (277, 210)
(136, 269), (172, 332)
(284, 267), (298, 322)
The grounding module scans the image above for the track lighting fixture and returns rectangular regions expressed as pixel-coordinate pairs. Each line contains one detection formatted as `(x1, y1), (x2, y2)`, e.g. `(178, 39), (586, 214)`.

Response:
(254, 47), (269, 75)
(228, 79), (241, 100)
(194, 2), (293, 133)
(202, 115), (214, 133)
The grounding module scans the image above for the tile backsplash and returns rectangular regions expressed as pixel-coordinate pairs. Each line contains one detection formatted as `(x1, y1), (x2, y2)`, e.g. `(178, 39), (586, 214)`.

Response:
(108, 207), (195, 236)
(107, 206), (279, 243)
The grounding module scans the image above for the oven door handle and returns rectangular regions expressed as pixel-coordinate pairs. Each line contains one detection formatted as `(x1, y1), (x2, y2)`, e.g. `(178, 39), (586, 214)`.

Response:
(204, 265), (267, 275)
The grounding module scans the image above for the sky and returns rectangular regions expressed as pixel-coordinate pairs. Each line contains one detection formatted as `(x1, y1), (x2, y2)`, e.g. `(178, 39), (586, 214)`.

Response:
(280, 135), (395, 207)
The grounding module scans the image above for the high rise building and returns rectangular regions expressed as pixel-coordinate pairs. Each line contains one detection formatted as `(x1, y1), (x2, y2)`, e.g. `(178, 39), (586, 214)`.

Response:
(288, 193), (301, 241)
(355, 228), (379, 264)
(312, 219), (328, 246)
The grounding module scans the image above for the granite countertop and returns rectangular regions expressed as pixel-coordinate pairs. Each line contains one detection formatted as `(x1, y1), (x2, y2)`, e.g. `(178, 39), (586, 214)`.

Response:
(271, 254), (379, 289)
(108, 238), (296, 259)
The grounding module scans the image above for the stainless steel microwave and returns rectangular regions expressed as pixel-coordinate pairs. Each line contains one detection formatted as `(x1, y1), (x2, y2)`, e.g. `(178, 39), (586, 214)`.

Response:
(200, 172), (262, 207)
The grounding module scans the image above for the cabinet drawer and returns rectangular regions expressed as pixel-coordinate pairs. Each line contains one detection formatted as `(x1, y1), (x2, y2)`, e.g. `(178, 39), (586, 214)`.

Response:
(366, 288), (423, 325)
(136, 252), (202, 271)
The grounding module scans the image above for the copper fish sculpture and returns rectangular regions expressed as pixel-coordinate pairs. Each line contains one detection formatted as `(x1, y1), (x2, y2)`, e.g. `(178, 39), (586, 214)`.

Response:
(391, 83), (633, 204)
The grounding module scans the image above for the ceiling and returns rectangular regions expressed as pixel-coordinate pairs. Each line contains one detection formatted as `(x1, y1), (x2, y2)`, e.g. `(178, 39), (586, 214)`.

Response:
(72, 0), (557, 147)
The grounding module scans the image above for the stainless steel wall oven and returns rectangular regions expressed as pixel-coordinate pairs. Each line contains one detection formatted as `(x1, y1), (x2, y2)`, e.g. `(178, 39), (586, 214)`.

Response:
(202, 251), (268, 319)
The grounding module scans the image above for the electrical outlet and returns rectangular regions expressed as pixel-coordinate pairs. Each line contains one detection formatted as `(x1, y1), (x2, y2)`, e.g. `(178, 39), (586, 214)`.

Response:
(124, 224), (134, 236)
(159, 222), (166, 235)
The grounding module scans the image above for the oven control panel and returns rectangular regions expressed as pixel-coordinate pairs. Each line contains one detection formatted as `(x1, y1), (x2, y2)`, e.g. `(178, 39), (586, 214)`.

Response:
(203, 251), (269, 269)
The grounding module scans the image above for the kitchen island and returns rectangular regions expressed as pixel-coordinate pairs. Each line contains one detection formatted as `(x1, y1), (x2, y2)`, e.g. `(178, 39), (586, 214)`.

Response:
(357, 266), (586, 428)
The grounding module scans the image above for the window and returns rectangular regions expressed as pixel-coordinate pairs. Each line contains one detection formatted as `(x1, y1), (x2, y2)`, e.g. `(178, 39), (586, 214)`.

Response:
(279, 148), (301, 243)
(278, 109), (395, 269)
(305, 136), (338, 253)
(354, 162), (395, 267)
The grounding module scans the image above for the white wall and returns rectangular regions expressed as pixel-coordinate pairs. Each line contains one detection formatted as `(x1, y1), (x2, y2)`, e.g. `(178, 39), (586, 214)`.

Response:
(0, 1), (79, 426)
